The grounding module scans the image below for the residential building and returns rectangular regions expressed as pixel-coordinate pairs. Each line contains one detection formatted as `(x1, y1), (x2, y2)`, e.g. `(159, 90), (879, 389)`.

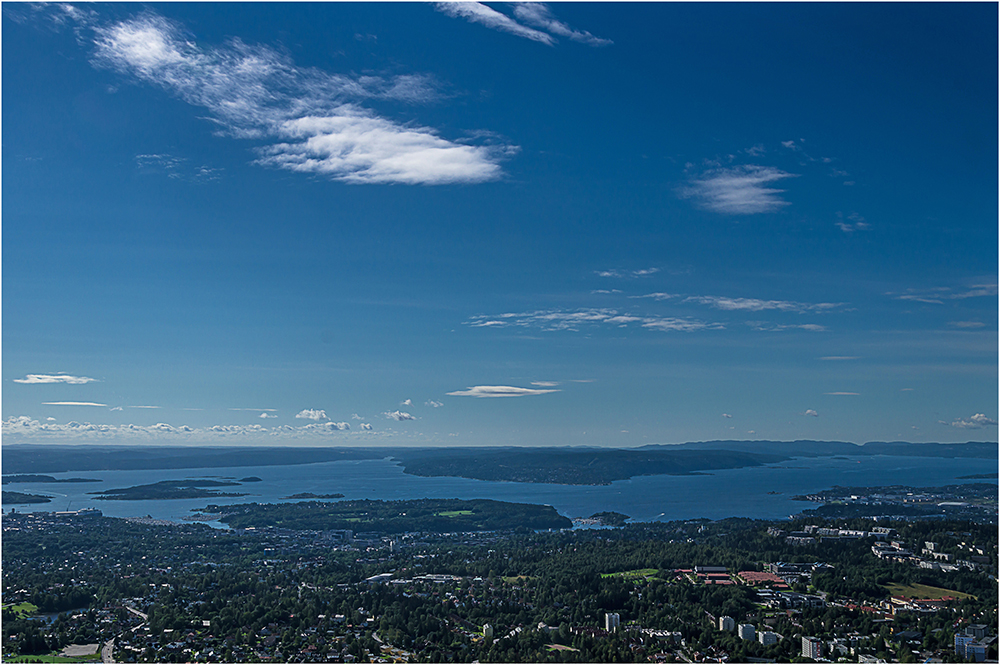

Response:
(802, 636), (822, 660)
(718, 616), (735, 631)
(605, 612), (620, 633)
(758, 630), (778, 646)
(738, 624), (755, 641)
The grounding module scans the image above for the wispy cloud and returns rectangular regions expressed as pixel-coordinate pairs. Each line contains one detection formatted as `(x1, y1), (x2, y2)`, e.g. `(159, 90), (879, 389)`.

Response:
(295, 408), (328, 421)
(630, 292), (677, 301)
(466, 308), (721, 333)
(512, 3), (612, 46)
(14, 373), (98, 384)
(446, 385), (559, 398)
(360, 423), (373, 431)
(435, 3), (609, 47)
(721, 413), (732, 419)
(746, 322), (827, 332)
(400, 398), (413, 406)
(819, 356), (860, 361)
(531, 381), (560, 387)
(260, 412), (278, 419)
(85, 12), (511, 185)
(425, 400), (444, 408)
(948, 321), (987, 329)
(941, 413), (998, 429)
(894, 284), (998, 304)
(679, 165), (795, 214)
(835, 211), (869, 233)
(685, 295), (841, 313)
(596, 268), (659, 278)
(435, 2), (554, 44)
(42, 401), (108, 407)
(824, 392), (859, 396)
(804, 409), (819, 417)
(135, 153), (222, 181)
(384, 410), (416, 421)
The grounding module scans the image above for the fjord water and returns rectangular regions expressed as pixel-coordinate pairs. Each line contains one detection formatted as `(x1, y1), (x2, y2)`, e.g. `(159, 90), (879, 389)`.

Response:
(6, 454), (991, 526)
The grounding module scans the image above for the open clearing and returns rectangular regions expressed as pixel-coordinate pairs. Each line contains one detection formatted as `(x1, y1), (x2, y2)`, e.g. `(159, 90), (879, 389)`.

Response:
(885, 582), (975, 600)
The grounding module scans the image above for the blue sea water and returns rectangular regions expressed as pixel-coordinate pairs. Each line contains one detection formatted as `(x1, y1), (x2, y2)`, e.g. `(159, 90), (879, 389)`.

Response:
(4, 454), (994, 527)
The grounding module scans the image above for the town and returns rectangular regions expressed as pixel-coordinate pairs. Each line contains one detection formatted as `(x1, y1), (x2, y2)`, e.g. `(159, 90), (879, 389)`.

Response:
(2, 505), (996, 663)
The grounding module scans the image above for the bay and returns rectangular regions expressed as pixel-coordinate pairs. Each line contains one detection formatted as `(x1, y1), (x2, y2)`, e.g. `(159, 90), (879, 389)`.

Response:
(4, 454), (992, 527)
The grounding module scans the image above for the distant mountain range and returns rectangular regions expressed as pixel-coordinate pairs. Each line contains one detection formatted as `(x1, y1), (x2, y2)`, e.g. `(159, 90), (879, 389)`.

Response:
(3, 441), (995, 485)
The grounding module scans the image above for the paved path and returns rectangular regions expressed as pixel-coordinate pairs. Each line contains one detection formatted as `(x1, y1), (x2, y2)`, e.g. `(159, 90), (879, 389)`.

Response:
(101, 637), (115, 663)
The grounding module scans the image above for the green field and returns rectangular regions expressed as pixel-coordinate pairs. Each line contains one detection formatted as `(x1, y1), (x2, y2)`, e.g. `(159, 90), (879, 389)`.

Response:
(885, 582), (976, 600)
(437, 510), (474, 517)
(601, 568), (659, 580)
(3, 602), (39, 618)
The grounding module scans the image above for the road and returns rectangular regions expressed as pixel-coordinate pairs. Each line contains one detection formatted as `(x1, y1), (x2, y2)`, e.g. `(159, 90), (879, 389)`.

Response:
(101, 637), (115, 664)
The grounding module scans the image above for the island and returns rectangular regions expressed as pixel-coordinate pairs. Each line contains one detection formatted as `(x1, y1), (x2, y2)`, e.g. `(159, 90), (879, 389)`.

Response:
(2, 475), (102, 484)
(199, 498), (572, 533)
(280, 492), (345, 500)
(2, 491), (53, 504)
(88, 479), (249, 501)
(239, 476), (263, 483)
(587, 511), (630, 527)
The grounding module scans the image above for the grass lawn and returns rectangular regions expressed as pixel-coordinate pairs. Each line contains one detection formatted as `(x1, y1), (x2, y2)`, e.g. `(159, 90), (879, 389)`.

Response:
(2, 602), (40, 618)
(885, 582), (976, 601)
(436, 510), (474, 517)
(601, 568), (659, 579)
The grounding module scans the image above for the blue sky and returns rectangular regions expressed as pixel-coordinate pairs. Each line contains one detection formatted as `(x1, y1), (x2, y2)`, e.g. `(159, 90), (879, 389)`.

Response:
(3, 2), (997, 447)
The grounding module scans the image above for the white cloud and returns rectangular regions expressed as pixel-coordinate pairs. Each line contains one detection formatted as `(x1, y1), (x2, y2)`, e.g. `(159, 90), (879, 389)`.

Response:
(819, 356), (860, 361)
(895, 284), (998, 304)
(446, 385), (559, 398)
(746, 322), (827, 332)
(301, 421), (351, 432)
(679, 165), (795, 214)
(425, 400), (444, 408)
(824, 392), (859, 396)
(804, 409), (819, 417)
(259, 412), (278, 419)
(721, 413), (732, 419)
(88, 13), (511, 185)
(401, 398), (413, 406)
(686, 295), (840, 313)
(360, 423), (373, 431)
(384, 410), (416, 421)
(948, 321), (987, 329)
(596, 268), (659, 278)
(128, 405), (161, 409)
(531, 381), (560, 387)
(2, 415), (371, 441)
(466, 308), (721, 333)
(42, 401), (108, 407)
(512, 3), (612, 46)
(942, 413), (998, 429)
(630, 292), (677, 301)
(835, 211), (870, 233)
(14, 373), (98, 384)
(435, 2), (555, 44)
(295, 409), (328, 421)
